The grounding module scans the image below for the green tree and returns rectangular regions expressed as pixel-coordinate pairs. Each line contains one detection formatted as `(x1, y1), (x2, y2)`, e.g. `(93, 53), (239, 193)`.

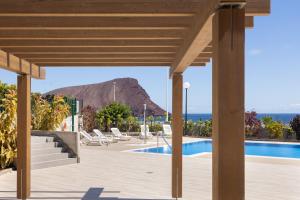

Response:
(96, 103), (132, 131)
(125, 115), (140, 132)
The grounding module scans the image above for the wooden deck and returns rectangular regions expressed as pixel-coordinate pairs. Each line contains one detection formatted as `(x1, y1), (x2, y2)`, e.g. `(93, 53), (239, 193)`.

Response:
(0, 137), (299, 200)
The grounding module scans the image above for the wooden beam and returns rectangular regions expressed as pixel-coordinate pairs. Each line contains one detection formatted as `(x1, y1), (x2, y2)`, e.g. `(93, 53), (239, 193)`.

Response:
(0, 50), (45, 79)
(0, 16), (192, 30)
(0, 0), (270, 16)
(170, 13), (213, 75)
(0, 0), (207, 15)
(3, 47), (178, 54)
(171, 14), (253, 74)
(19, 53), (176, 59)
(0, 39), (182, 48)
(197, 52), (213, 59)
(27, 58), (174, 63)
(171, 72), (183, 198)
(190, 62), (207, 66)
(245, 16), (254, 28)
(0, 29), (186, 40)
(194, 58), (210, 63)
(212, 6), (245, 200)
(17, 74), (31, 199)
(39, 63), (171, 67)
(245, 0), (270, 16)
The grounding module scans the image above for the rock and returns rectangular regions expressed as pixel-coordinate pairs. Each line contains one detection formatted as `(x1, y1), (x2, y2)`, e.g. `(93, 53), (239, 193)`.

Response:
(44, 78), (165, 116)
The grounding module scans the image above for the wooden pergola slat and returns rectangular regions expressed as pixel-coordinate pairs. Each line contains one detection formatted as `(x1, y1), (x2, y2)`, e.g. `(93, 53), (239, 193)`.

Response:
(0, 29), (187, 39)
(0, 39), (183, 47)
(3, 47), (178, 54)
(0, 0), (207, 15)
(0, 16), (193, 29)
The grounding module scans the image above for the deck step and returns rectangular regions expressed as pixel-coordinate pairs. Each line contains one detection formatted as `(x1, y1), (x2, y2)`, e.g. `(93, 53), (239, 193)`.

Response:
(32, 147), (63, 155)
(30, 136), (77, 170)
(32, 153), (69, 163)
(31, 142), (59, 149)
(31, 136), (55, 143)
(32, 158), (77, 170)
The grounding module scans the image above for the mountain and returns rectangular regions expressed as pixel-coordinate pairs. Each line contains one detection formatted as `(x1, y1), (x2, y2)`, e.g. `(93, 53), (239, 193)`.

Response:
(44, 78), (165, 116)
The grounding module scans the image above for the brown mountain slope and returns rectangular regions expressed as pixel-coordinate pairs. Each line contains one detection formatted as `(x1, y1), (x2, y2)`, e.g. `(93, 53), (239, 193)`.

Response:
(44, 78), (165, 116)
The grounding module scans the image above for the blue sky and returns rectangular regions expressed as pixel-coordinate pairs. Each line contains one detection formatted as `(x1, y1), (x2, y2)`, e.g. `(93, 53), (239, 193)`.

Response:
(0, 1), (299, 113)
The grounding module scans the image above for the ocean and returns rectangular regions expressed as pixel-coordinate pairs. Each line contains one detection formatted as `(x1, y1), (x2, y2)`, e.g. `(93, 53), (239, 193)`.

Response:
(184, 113), (300, 124)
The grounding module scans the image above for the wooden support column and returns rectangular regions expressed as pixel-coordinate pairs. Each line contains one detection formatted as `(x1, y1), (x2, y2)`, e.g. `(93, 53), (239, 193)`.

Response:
(171, 73), (183, 198)
(17, 74), (31, 199)
(212, 5), (245, 200)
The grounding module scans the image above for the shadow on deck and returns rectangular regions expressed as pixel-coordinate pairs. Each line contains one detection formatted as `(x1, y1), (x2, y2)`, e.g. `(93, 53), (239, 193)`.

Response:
(0, 188), (173, 200)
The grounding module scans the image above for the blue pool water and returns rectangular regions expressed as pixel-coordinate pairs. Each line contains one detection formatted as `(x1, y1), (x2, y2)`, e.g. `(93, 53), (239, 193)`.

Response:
(134, 140), (300, 159)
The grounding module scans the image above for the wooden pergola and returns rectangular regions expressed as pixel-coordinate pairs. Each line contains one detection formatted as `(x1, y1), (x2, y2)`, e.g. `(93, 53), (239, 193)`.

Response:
(0, 0), (270, 199)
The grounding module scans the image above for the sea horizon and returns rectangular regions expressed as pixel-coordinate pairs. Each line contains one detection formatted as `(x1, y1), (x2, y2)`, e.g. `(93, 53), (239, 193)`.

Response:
(150, 113), (300, 124)
(183, 113), (300, 124)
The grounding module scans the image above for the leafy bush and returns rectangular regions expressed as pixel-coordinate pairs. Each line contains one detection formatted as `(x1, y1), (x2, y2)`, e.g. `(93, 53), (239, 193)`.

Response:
(96, 103), (132, 131)
(290, 115), (300, 140)
(31, 94), (70, 131)
(245, 111), (261, 136)
(31, 93), (49, 130)
(0, 87), (17, 169)
(185, 120), (195, 136)
(125, 115), (140, 132)
(185, 119), (212, 137)
(81, 105), (97, 132)
(283, 126), (294, 140)
(149, 123), (163, 133)
(262, 117), (284, 139)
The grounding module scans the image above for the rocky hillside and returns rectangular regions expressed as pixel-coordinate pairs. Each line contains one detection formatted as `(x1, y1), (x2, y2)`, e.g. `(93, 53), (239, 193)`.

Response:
(44, 78), (165, 116)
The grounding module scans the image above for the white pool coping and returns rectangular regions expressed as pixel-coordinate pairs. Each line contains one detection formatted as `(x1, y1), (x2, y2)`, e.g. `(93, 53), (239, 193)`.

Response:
(124, 138), (300, 159)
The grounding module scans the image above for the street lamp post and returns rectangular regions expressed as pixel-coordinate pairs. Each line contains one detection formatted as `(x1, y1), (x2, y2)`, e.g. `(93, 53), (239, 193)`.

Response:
(183, 82), (191, 136)
(143, 103), (147, 144)
(113, 82), (116, 102)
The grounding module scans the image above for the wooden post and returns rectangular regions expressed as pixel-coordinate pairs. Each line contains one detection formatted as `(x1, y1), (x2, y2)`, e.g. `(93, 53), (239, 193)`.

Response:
(17, 74), (31, 199)
(212, 5), (245, 200)
(171, 72), (183, 198)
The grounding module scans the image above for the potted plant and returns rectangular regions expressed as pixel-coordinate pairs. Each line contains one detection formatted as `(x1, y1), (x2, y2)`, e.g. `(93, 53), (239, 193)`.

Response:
(290, 115), (300, 140)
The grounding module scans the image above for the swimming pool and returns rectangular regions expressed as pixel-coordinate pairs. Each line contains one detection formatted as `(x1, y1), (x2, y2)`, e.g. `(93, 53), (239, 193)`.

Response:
(133, 140), (300, 159)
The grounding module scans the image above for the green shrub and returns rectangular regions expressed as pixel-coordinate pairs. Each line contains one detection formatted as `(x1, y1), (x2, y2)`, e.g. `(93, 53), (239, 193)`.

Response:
(149, 123), (163, 132)
(96, 103), (132, 131)
(290, 115), (300, 140)
(0, 88), (17, 169)
(262, 117), (284, 139)
(32, 94), (70, 131)
(283, 126), (294, 140)
(184, 120), (212, 137)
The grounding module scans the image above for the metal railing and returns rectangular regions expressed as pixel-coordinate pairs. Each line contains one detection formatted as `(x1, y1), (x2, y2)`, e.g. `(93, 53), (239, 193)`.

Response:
(160, 132), (172, 150)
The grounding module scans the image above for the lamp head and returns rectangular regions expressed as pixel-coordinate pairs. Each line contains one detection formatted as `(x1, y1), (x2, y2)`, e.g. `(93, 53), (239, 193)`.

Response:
(183, 82), (191, 89)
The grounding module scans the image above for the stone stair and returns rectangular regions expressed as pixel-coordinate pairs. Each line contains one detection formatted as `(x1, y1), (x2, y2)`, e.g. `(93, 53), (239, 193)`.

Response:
(31, 136), (77, 170)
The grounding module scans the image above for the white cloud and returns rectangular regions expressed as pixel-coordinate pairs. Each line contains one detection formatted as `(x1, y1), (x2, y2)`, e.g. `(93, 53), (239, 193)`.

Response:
(289, 103), (300, 107)
(249, 49), (263, 56)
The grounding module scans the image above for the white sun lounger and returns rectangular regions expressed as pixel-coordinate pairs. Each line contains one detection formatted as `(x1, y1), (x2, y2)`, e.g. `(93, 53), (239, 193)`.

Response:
(93, 129), (118, 143)
(140, 125), (153, 139)
(80, 131), (104, 146)
(111, 128), (132, 141)
(163, 124), (172, 137)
